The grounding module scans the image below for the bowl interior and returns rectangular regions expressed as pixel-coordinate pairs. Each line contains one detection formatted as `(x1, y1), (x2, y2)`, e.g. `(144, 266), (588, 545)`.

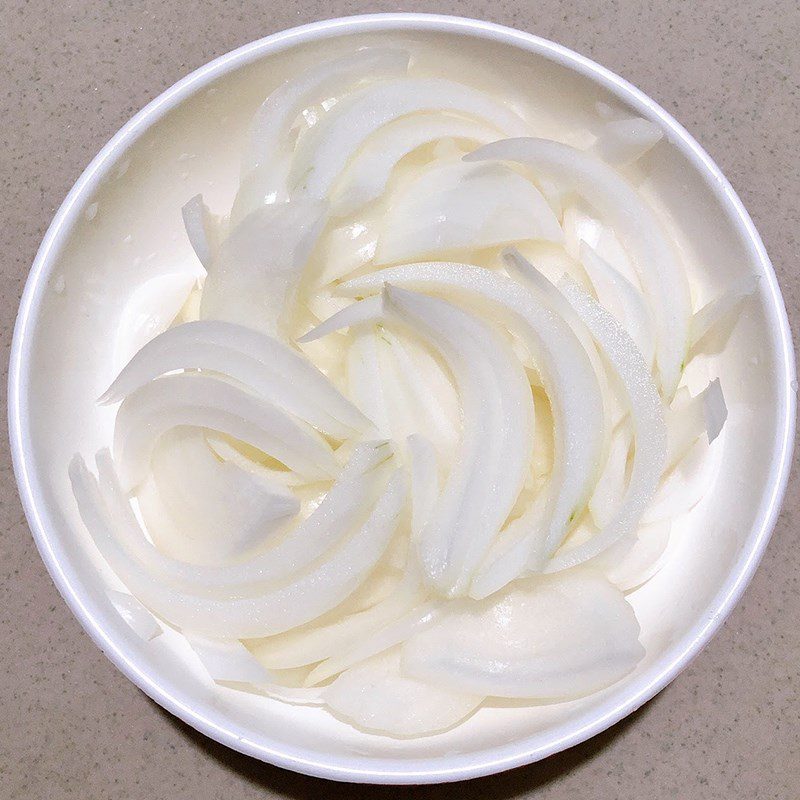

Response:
(14, 20), (793, 781)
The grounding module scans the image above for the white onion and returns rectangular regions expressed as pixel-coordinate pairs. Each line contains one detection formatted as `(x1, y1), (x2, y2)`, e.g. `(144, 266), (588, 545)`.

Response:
(591, 117), (663, 166)
(466, 137), (691, 397)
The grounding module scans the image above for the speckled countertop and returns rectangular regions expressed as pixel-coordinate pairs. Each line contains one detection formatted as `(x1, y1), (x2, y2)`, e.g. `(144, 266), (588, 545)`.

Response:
(1, 2), (798, 798)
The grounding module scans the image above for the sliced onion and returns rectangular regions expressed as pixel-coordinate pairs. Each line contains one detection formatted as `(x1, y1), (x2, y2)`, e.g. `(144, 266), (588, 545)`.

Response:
(181, 194), (220, 270)
(579, 242), (655, 367)
(589, 422), (632, 530)
(339, 264), (604, 589)
(330, 113), (501, 216)
(114, 272), (198, 370)
(288, 78), (529, 199)
(72, 455), (407, 638)
(665, 378), (727, 470)
(324, 647), (482, 737)
(113, 372), (339, 490)
(108, 590), (162, 641)
(402, 568), (643, 700)
(249, 570), (425, 670)
(375, 162), (562, 264)
(242, 48), (410, 175)
(466, 137), (691, 397)
(95, 442), (390, 596)
(100, 320), (371, 439)
(307, 284), (535, 595)
(407, 433), (440, 541)
(200, 199), (327, 337)
(690, 274), (759, 353)
(136, 428), (299, 565)
(591, 117), (663, 166)
(548, 279), (667, 570)
(307, 600), (442, 685)
(598, 520), (672, 592)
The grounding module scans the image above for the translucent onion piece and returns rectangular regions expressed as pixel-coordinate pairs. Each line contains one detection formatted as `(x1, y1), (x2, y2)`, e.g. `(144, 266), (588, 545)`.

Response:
(402, 569), (643, 700)
(288, 78), (529, 199)
(108, 590), (162, 641)
(690, 274), (759, 353)
(137, 428), (299, 565)
(330, 113), (501, 216)
(187, 634), (273, 684)
(72, 456), (407, 638)
(642, 437), (719, 525)
(340, 264), (604, 587)
(665, 378), (727, 470)
(181, 194), (220, 270)
(548, 280), (667, 570)
(591, 118), (663, 166)
(376, 162), (563, 264)
(598, 520), (672, 592)
(242, 48), (410, 175)
(346, 329), (390, 435)
(589, 423), (632, 530)
(407, 433), (439, 541)
(113, 372), (339, 490)
(200, 199), (327, 337)
(114, 272), (198, 370)
(249, 570), (425, 670)
(579, 242), (655, 367)
(205, 434), (306, 487)
(100, 320), (370, 439)
(307, 601), (442, 685)
(466, 137), (691, 397)
(96, 443), (390, 597)
(325, 647), (482, 738)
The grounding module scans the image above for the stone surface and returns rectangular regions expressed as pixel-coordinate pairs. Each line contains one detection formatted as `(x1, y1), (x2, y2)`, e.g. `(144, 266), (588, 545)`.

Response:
(1, 2), (798, 798)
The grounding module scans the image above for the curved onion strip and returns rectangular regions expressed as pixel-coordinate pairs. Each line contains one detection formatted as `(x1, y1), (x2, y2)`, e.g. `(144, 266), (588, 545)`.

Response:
(242, 48), (410, 175)
(95, 443), (390, 597)
(375, 163), (562, 264)
(113, 373), (339, 490)
(113, 272), (198, 371)
(642, 437), (720, 525)
(307, 601), (443, 685)
(108, 590), (162, 641)
(340, 264), (604, 583)
(665, 379), (726, 470)
(548, 280), (666, 570)
(100, 320), (370, 439)
(330, 113), (501, 215)
(181, 194), (220, 270)
(205, 435), (306, 487)
(137, 428), (299, 564)
(288, 78), (529, 199)
(466, 137), (691, 397)
(306, 285), (535, 594)
(589, 423), (632, 530)
(200, 199), (327, 337)
(598, 519), (672, 592)
(324, 647), (482, 738)
(579, 242), (655, 367)
(249, 569), (425, 670)
(689, 274), (759, 353)
(591, 117), (663, 167)
(72, 457), (407, 638)
(402, 569), (643, 700)
(346, 328), (390, 435)
(407, 433), (439, 541)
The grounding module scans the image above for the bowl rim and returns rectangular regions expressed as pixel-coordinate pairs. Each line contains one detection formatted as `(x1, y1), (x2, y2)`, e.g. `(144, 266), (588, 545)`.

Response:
(8, 12), (796, 785)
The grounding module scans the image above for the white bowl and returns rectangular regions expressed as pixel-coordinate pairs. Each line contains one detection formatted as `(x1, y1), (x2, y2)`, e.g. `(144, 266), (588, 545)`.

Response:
(8, 13), (796, 785)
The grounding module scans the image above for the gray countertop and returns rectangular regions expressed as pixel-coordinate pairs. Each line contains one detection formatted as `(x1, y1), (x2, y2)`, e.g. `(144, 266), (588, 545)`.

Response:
(1, 2), (798, 798)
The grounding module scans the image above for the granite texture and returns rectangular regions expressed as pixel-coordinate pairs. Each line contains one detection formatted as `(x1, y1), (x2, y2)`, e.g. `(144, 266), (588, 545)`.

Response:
(1, 2), (798, 798)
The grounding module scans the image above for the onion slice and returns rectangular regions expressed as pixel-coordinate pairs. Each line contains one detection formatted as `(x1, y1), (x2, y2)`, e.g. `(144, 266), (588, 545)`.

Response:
(113, 372), (339, 490)
(288, 78), (529, 199)
(325, 647), (482, 738)
(100, 320), (371, 439)
(402, 569), (643, 700)
(466, 137), (691, 397)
